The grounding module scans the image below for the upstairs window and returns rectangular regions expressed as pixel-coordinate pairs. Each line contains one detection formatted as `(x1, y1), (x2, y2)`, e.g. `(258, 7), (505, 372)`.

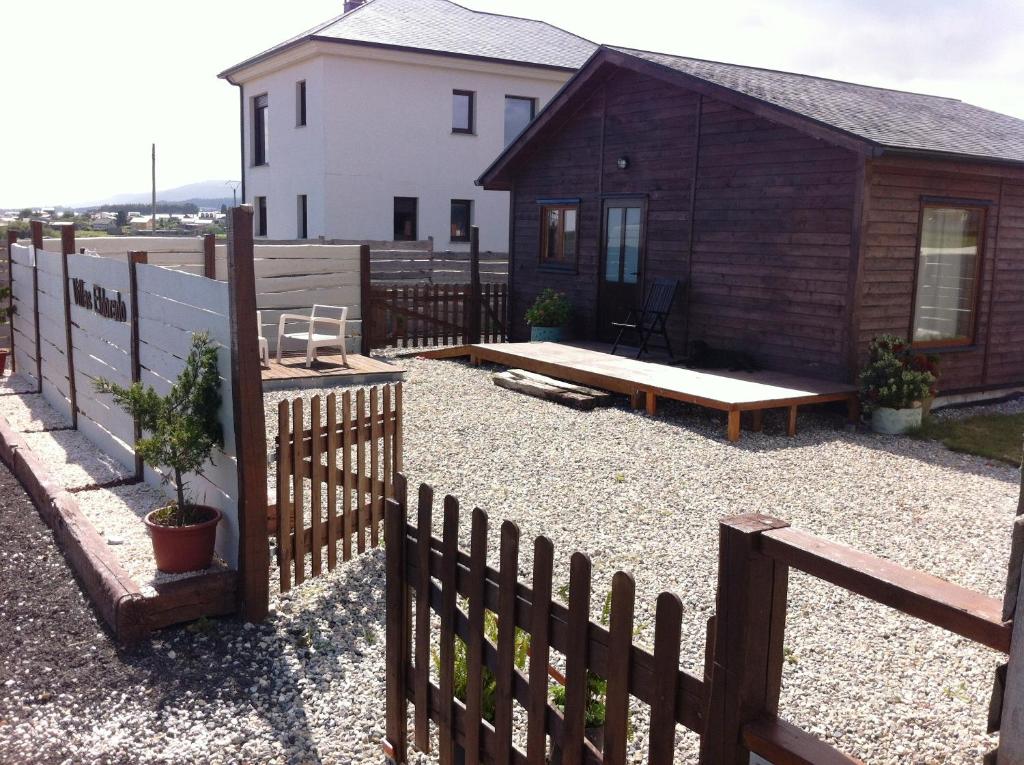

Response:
(504, 95), (536, 146)
(253, 93), (269, 166)
(539, 204), (578, 270)
(394, 197), (418, 241)
(450, 199), (471, 242)
(452, 90), (474, 134)
(911, 203), (986, 347)
(296, 81), (307, 126)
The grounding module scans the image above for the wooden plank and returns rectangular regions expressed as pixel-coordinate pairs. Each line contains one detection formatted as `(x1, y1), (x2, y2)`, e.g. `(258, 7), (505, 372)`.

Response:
(356, 387), (367, 554)
(277, 401), (291, 592)
(604, 572), (635, 765)
(742, 717), (863, 765)
(439, 496), (460, 765)
(31, 224), (43, 392)
(527, 536), (555, 762)
(383, 385), (393, 508)
(292, 397), (305, 586)
(414, 483), (435, 752)
(127, 251), (147, 478)
(59, 227), (78, 429)
(648, 592), (683, 764)
(384, 490), (409, 762)
(761, 525), (1011, 652)
(494, 520), (520, 765)
(342, 390), (353, 562)
(326, 393), (338, 571)
(728, 410), (741, 442)
(464, 507), (489, 764)
(370, 386), (381, 547)
(359, 244), (371, 356)
(394, 382), (404, 475)
(310, 395), (323, 577)
(562, 552), (592, 765)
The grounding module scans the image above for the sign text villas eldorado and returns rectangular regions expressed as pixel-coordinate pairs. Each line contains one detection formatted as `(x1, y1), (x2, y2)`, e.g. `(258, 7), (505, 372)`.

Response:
(72, 278), (128, 323)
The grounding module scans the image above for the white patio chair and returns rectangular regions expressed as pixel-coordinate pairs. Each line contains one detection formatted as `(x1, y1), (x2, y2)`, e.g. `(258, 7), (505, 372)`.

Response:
(256, 310), (269, 367)
(276, 304), (349, 368)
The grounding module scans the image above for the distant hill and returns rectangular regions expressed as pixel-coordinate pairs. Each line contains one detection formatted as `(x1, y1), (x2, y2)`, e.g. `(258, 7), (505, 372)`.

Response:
(73, 180), (239, 208)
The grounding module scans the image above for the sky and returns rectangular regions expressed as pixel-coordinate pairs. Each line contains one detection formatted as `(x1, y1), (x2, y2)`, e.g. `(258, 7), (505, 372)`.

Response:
(2, 0), (1022, 208)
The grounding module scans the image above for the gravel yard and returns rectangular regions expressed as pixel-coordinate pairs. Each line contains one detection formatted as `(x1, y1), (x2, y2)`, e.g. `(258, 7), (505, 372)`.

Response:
(267, 356), (1020, 763)
(2, 356), (1019, 764)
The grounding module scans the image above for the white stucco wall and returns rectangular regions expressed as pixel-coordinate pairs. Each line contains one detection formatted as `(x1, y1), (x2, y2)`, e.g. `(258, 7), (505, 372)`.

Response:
(233, 42), (572, 252)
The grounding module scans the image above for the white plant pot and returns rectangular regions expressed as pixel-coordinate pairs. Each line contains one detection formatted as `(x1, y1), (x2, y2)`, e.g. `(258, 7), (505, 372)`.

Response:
(870, 405), (923, 435)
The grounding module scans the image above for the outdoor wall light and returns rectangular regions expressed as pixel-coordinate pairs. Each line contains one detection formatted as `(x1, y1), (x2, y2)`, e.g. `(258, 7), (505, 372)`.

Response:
(616, 156), (630, 170)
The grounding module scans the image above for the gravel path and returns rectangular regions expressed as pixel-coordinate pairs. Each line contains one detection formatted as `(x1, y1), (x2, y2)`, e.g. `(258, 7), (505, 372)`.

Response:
(265, 356), (1018, 763)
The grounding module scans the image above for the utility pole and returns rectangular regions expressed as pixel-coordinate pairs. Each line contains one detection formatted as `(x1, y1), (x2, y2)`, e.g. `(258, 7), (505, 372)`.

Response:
(151, 143), (156, 233)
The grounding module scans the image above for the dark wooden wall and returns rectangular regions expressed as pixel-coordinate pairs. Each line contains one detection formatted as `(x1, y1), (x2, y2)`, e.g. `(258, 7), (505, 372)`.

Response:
(507, 67), (858, 380)
(858, 157), (1024, 392)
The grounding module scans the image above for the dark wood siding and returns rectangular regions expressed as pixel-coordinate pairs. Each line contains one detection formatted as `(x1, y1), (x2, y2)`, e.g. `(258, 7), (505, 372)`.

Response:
(858, 158), (1024, 393)
(689, 101), (858, 380)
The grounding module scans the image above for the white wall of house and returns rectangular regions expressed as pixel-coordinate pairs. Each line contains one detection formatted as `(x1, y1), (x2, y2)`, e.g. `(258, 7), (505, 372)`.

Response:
(234, 42), (571, 252)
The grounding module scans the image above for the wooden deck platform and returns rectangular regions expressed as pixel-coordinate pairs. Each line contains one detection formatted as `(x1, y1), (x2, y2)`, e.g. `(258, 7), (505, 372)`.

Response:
(261, 352), (405, 391)
(442, 342), (858, 442)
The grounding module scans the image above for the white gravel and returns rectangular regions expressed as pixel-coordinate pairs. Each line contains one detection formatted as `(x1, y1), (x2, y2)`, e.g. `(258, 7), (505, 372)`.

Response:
(0, 370), (36, 395)
(262, 356), (1018, 763)
(0, 390), (72, 431)
(20, 428), (133, 490)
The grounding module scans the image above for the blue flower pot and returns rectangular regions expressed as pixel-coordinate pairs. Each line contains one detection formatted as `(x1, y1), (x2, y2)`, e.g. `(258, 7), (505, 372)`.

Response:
(530, 326), (565, 342)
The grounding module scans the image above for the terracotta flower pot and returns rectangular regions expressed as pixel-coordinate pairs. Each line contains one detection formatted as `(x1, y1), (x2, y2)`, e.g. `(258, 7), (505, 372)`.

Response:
(145, 505), (221, 573)
(0, 348), (8, 377)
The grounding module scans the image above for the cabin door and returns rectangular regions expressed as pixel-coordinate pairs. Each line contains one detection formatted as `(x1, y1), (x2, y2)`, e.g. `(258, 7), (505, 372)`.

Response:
(598, 199), (646, 341)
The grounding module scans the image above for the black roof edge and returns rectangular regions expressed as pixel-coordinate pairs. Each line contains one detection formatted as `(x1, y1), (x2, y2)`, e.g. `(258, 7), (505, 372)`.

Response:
(875, 145), (1024, 169)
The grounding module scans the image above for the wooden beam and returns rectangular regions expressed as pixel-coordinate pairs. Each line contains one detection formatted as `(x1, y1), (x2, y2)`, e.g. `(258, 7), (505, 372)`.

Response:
(226, 205), (270, 622)
(700, 514), (791, 765)
(760, 525), (1011, 652)
(743, 717), (863, 765)
(468, 226), (481, 344)
(59, 225), (78, 428)
(30, 221), (42, 392)
(359, 243), (371, 356)
(6, 229), (17, 373)
(203, 233), (216, 279)
(127, 251), (147, 480)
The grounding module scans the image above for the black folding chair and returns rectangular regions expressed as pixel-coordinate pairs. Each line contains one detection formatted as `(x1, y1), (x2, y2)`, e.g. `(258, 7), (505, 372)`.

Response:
(610, 278), (679, 359)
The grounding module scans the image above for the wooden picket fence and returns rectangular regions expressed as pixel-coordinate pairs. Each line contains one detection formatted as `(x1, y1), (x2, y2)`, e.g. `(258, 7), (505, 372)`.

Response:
(272, 383), (402, 592)
(384, 479), (1012, 764)
(364, 282), (507, 349)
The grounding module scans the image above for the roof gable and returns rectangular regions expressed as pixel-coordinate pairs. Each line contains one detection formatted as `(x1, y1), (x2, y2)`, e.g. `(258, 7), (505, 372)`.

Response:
(479, 46), (1024, 188)
(219, 0), (596, 79)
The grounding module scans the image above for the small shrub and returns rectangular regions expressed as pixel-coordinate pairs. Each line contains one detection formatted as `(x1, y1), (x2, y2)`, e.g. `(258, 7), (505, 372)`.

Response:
(858, 335), (938, 411)
(524, 288), (571, 327)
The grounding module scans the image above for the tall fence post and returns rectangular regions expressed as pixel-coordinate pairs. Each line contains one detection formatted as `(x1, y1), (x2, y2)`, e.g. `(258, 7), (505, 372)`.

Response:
(30, 221), (43, 393)
(59, 224), (78, 428)
(383, 476), (409, 764)
(699, 514), (791, 765)
(203, 233), (216, 279)
(468, 226), (481, 345)
(359, 243), (371, 356)
(226, 205), (270, 622)
(127, 251), (148, 481)
(5, 229), (17, 373)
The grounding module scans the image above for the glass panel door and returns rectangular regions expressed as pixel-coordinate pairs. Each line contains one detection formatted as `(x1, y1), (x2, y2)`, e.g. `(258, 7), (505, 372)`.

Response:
(599, 200), (645, 341)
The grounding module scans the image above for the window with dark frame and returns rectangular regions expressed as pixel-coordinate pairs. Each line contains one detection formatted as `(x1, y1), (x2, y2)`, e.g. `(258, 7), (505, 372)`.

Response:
(297, 194), (308, 239)
(394, 197), (418, 241)
(504, 95), (536, 146)
(296, 81), (307, 127)
(450, 199), (472, 242)
(253, 94), (268, 166)
(452, 89), (474, 134)
(255, 196), (268, 237)
(911, 203), (986, 347)
(539, 204), (578, 269)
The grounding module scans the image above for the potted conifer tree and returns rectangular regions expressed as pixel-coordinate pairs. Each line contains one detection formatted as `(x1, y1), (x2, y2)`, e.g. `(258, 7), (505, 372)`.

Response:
(95, 332), (224, 572)
(525, 288), (571, 342)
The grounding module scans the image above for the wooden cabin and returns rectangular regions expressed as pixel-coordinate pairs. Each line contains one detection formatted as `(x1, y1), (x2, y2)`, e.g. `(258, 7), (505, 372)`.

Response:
(477, 46), (1024, 394)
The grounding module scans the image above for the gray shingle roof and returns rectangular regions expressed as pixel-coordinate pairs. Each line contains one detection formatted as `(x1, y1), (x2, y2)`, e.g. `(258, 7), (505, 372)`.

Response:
(613, 46), (1024, 165)
(220, 0), (597, 78)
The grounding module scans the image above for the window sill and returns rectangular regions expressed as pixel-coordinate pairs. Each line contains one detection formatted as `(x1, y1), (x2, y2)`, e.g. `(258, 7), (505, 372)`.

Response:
(451, 130), (476, 136)
(911, 342), (979, 355)
(538, 263), (577, 274)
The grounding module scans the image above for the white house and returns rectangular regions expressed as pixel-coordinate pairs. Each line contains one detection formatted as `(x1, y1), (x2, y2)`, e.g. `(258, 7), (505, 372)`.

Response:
(218, 0), (595, 252)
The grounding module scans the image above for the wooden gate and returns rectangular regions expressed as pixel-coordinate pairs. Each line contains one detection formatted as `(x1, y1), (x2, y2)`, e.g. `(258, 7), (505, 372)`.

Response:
(272, 382), (402, 592)
(364, 282), (506, 349)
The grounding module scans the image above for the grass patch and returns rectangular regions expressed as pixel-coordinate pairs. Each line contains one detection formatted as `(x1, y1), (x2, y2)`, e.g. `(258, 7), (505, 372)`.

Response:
(910, 412), (1024, 466)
